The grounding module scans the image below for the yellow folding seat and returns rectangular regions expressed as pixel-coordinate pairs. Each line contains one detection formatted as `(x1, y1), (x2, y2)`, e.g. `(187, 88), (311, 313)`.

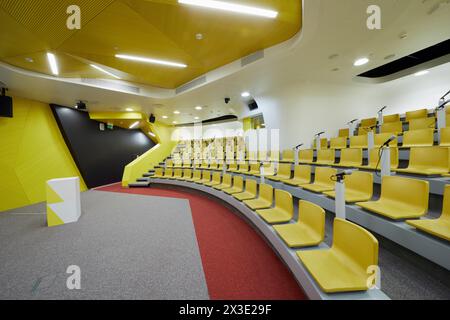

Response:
(381, 121), (403, 134)
(302, 167), (337, 193)
(214, 174), (232, 190)
(228, 163), (238, 172)
(171, 169), (183, 179)
(204, 172), (222, 187)
(282, 165), (311, 187)
(406, 185), (450, 241)
(440, 127), (450, 147)
(200, 161), (209, 169)
(315, 149), (335, 165)
(360, 118), (377, 128)
(408, 117), (436, 131)
(374, 133), (398, 148)
(244, 183), (273, 210)
(349, 135), (368, 149)
(280, 150), (295, 163)
(267, 163), (292, 181)
(253, 163), (276, 177)
(247, 163), (261, 175)
(336, 148), (362, 167)
(178, 169), (192, 180)
(357, 127), (375, 136)
(223, 176), (244, 195)
(196, 170), (211, 184)
(330, 137), (347, 150)
(182, 160), (191, 168)
(313, 138), (328, 150)
(209, 162), (219, 171)
(216, 163), (224, 171)
(356, 176), (429, 220)
(401, 128), (434, 148)
(297, 218), (379, 293)
(256, 189), (294, 224)
(233, 179), (258, 201)
(238, 163), (250, 173)
(395, 146), (450, 175)
(383, 114), (400, 123)
(152, 168), (164, 178)
(185, 170), (202, 182)
(173, 159), (183, 168)
(274, 200), (325, 248)
(406, 109), (428, 121)
(358, 148), (399, 170)
(323, 171), (373, 203)
(339, 128), (349, 138)
(166, 159), (174, 168)
(299, 149), (314, 164)
(160, 168), (173, 179)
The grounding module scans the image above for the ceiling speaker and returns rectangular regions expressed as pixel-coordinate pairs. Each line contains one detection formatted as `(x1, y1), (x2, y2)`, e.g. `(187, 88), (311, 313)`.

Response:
(149, 113), (156, 123)
(248, 100), (258, 111)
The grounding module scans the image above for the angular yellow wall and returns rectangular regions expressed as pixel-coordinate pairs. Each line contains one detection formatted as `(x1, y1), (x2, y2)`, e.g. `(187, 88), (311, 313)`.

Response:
(0, 97), (87, 211)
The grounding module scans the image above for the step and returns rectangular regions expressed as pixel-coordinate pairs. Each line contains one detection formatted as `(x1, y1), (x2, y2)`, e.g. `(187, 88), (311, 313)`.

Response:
(137, 177), (150, 182)
(129, 181), (150, 188)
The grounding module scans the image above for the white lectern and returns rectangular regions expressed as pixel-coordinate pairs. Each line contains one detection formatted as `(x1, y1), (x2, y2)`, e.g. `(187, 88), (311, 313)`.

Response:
(46, 177), (81, 227)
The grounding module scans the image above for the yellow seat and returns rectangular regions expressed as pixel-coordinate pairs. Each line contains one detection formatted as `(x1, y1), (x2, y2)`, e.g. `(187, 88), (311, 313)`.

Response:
(214, 174), (232, 190)
(152, 168), (164, 178)
(356, 176), (429, 220)
(267, 163), (292, 181)
(395, 146), (450, 175)
(196, 170), (211, 184)
(406, 109), (428, 122)
(336, 148), (362, 167)
(247, 163), (261, 175)
(185, 170), (202, 182)
(323, 171), (373, 203)
(216, 163), (225, 171)
(223, 176), (244, 194)
(315, 149), (335, 165)
(256, 189), (293, 224)
(339, 128), (349, 137)
(313, 138), (328, 150)
(182, 160), (191, 168)
(166, 159), (174, 168)
(407, 185), (450, 241)
(173, 160), (183, 168)
(374, 133), (398, 148)
(357, 127), (375, 136)
(244, 183), (273, 210)
(358, 148), (399, 170)
(408, 117), (436, 131)
(280, 150), (295, 163)
(233, 179), (258, 201)
(349, 135), (368, 149)
(254, 163), (276, 177)
(440, 127), (450, 147)
(401, 128), (434, 148)
(302, 167), (337, 193)
(274, 200), (325, 248)
(381, 121), (403, 134)
(330, 137), (347, 150)
(299, 149), (314, 164)
(209, 162), (219, 171)
(360, 117), (377, 128)
(171, 169), (183, 179)
(297, 218), (379, 293)
(178, 169), (192, 180)
(238, 163), (250, 173)
(228, 163), (238, 172)
(204, 172), (222, 187)
(200, 161), (209, 169)
(383, 114), (400, 123)
(160, 168), (173, 179)
(282, 165), (311, 186)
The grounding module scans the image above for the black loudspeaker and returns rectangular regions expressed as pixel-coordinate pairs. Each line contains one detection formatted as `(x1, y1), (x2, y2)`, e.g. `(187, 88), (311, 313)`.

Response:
(248, 100), (258, 111)
(149, 113), (156, 123)
(0, 93), (13, 118)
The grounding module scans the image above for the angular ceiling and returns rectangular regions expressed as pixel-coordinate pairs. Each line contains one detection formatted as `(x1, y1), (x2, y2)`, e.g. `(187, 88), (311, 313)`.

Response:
(0, 0), (302, 89)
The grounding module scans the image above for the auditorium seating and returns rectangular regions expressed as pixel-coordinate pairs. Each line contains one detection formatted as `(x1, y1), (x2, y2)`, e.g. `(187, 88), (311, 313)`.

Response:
(374, 133), (398, 147)
(172, 169), (183, 179)
(439, 127), (450, 147)
(153, 168), (164, 178)
(267, 163), (292, 181)
(383, 114), (400, 123)
(200, 161), (209, 169)
(166, 159), (174, 168)
(401, 128), (434, 148)
(297, 218), (379, 293)
(256, 189), (294, 224)
(335, 148), (363, 167)
(196, 170), (211, 184)
(204, 172), (222, 187)
(274, 200), (325, 248)
(183, 160), (191, 168)
(244, 183), (274, 210)
(357, 126), (375, 136)
(214, 174), (232, 190)
(299, 149), (314, 164)
(395, 147), (450, 175)
(406, 109), (428, 122)
(228, 163), (238, 172)
(381, 121), (403, 134)
(253, 163), (276, 177)
(356, 176), (429, 220)
(223, 176), (244, 195)
(238, 163), (250, 173)
(330, 137), (347, 149)
(160, 168), (173, 179)
(185, 170), (202, 182)
(179, 169), (192, 180)
(339, 128), (349, 137)
(315, 149), (335, 165)
(349, 135), (368, 149)
(302, 167), (337, 193)
(408, 117), (436, 131)
(282, 165), (311, 187)
(360, 117), (377, 128)
(407, 185), (450, 241)
(358, 148), (399, 170)
(233, 179), (258, 201)
(280, 150), (295, 163)
(323, 171), (373, 203)
(209, 161), (219, 171)
(313, 138), (328, 150)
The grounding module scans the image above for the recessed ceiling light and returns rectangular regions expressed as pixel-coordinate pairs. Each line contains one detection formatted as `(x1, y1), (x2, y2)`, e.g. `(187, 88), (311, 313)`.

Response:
(178, 0), (278, 19)
(196, 33), (203, 40)
(353, 57), (369, 66)
(162, 116), (168, 119)
(25, 57), (34, 63)
(194, 116), (200, 120)
(125, 108), (134, 112)
(174, 110), (181, 114)
(241, 92), (250, 98)
(414, 70), (429, 76)
(173, 121), (178, 124)
(129, 121), (140, 129)
(195, 106), (202, 110)
(115, 54), (187, 68)
(90, 64), (121, 79)
(46, 52), (59, 75)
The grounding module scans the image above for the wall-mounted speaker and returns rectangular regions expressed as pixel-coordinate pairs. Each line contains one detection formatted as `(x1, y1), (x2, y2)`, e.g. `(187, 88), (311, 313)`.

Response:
(248, 100), (258, 111)
(0, 88), (13, 118)
(149, 113), (156, 123)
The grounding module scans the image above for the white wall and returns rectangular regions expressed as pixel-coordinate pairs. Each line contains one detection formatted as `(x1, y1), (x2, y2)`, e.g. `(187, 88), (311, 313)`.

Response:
(257, 62), (450, 150)
(172, 120), (243, 141)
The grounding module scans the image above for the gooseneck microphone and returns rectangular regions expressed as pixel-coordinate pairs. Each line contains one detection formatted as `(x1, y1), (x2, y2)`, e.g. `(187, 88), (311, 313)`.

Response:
(378, 106), (387, 113)
(294, 143), (304, 149)
(380, 135), (396, 148)
(347, 119), (358, 125)
(331, 170), (353, 182)
(315, 131), (325, 137)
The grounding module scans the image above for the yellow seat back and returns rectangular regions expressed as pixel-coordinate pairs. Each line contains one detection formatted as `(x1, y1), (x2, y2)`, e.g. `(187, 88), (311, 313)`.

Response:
(333, 218), (379, 276)
(402, 128), (434, 147)
(282, 150), (294, 162)
(358, 127), (375, 136)
(440, 127), (450, 147)
(313, 138), (328, 149)
(210, 162), (218, 170)
(239, 164), (249, 172)
(233, 176), (244, 189)
(345, 171), (373, 196)
(360, 118), (377, 128)
(299, 149), (314, 162)
(202, 170), (211, 180)
(298, 200), (325, 240)
(294, 165), (311, 181)
(174, 169), (182, 177)
(374, 133), (398, 147)
(339, 128), (349, 137)
(274, 189), (294, 218)
(212, 172), (222, 183)
(340, 148), (362, 165)
(259, 183), (274, 204)
(406, 109), (428, 121)
(383, 114), (400, 123)
(164, 168), (173, 177)
(330, 137), (347, 149)
(228, 163), (237, 170)
(349, 135), (368, 148)
(368, 148), (399, 168)
(193, 170), (202, 179)
(183, 169), (192, 178)
(381, 122), (403, 134)
(155, 168), (163, 176)
(222, 174), (232, 185)
(245, 179), (258, 196)
(166, 159), (174, 167)
(314, 167), (337, 185)
(380, 176), (429, 212)
(408, 147), (450, 171)
(441, 185), (450, 220)
(278, 163), (292, 177)
(317, 149), (335, 163)
(408, 117), (435, 131)
(250, 163), (260, 172)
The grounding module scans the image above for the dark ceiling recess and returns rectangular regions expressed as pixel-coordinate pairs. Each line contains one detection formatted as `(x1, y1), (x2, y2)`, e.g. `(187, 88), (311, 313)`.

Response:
(358, 39), (450, 78)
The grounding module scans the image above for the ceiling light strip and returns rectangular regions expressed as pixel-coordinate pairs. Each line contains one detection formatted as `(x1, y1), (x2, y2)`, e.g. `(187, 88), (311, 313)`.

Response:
(47, 53), (59, 75)
(90, 64), (121, 79)
(115, 54), (187, 68)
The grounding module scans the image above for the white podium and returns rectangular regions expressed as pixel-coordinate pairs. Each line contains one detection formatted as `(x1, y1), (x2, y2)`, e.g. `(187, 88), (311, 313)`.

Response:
(46, 177), (81, 227)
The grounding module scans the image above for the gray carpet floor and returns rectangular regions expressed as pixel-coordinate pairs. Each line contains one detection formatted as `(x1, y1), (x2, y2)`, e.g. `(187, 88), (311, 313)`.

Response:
(0, 191), (209, 300)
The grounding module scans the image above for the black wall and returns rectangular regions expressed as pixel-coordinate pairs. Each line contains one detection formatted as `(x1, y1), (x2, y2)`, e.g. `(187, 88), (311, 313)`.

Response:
(51, 104), (155, 188)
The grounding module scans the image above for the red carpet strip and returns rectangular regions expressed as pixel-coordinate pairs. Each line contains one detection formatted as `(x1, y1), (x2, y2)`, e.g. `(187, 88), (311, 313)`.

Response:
(98, 183), (306, 300)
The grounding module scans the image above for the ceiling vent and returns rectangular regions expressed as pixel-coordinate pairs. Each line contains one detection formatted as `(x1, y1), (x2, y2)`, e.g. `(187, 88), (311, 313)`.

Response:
(176, 76), (207, 94)
(80, 78), (140, 94)
(241, 50), (264, 67)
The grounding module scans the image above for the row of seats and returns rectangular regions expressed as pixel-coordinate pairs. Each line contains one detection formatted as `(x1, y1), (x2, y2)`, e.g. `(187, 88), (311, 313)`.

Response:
(152, 168), (380, 293)
(152, 167), (450, 242)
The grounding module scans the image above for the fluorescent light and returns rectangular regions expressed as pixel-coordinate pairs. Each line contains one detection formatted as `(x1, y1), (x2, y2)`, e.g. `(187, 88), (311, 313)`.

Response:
(174, 110), (181, 114)
(241, 92), (250, 98)
(129, 121), (139, 129)
(90, 64), (121, 79)
(353, 58), (369, 66)
(115, 54), (187, 68)
(178, 0), (278, 19)
(162, 116), (168, 119)
(172, 121), (178, 124)
(125, 108), (134, 112)
(148, 132), (156, 137)
(195, 106), (202, 110)
(414, 70), (429, 77)
(47, 53), (59, 75)
(194, 116), (200, 120)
